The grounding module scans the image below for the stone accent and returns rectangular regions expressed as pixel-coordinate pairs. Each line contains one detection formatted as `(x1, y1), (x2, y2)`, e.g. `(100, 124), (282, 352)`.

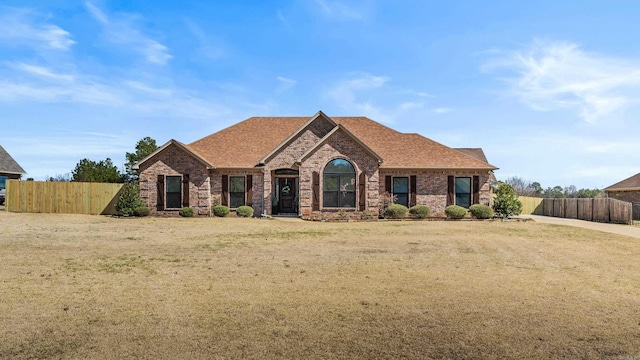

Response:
(379, 170), (493, 217)
(607, 190), (640, 203)
(139, 143), (210, 216)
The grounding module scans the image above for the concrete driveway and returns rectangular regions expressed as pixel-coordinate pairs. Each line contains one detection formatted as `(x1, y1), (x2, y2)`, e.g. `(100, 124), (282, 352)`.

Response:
(519, 214), (640, 239)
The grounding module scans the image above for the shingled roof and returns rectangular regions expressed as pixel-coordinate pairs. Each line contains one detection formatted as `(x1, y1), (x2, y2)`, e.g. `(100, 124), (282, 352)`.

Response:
(0, 145), (26, 175)
(604, 173), (640, 191)
(186, 115), (497, 170)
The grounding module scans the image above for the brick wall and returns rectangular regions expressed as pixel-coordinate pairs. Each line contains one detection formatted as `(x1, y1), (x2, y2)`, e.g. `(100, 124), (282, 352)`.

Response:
(210, 170), (264, 215)
(139, 143), (210, 216)
(607, 190), (640, 203)
(261, 117), (335, 215)
(379, 170), (492, 217)
(299, 129), (380, 215)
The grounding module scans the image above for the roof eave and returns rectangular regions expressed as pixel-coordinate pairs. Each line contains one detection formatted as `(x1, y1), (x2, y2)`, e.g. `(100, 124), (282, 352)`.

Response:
(380, 166), (499, 172)
(604, 187), (640, 192)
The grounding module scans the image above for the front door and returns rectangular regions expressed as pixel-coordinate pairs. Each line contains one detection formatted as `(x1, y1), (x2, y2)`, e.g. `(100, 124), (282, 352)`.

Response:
(278, 178), (297, 213)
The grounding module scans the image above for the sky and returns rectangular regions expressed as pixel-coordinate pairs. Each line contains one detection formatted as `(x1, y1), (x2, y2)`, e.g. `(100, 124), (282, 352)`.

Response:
(1, 1), (639, 189)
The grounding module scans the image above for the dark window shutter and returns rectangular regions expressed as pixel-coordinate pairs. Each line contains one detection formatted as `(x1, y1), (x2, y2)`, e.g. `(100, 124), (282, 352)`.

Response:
(182, 174), (190, 207)
(359, 172), (366, 211)
(221, 175), (229, 206)
(157, 175), (165, 210)
(385, 176), (392, 194)
(472, 175), (480, 205)
(246, 174), (253, 206)
(312, 171), (320, 211)
(410, 175), (417, 207)
(447, 175), (455, 206)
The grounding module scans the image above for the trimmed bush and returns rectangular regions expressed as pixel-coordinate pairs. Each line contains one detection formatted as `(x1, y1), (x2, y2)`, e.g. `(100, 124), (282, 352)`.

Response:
(469, 204), (493, 219)
(133, 206), (150, 217)
(385, 204), (408, 219)
(213, 205), (230, 217)
(179, 207), (194, 217)
(493, 182), (522, 218)
(236, 205), (254, 218)
(445, 205), (468, 219)
(115, 183), (143, 216)
(409, 205), (430, 219)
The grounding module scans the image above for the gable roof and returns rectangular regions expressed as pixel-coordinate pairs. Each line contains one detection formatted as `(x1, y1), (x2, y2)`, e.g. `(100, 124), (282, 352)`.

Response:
(259, 111), (336, 164)
(149, 113), (497, 171)
(132, 139), (213, 170)
(298, 124), (383, 164)
(0, 145), (26, 175)
(604, 173), (640, 191)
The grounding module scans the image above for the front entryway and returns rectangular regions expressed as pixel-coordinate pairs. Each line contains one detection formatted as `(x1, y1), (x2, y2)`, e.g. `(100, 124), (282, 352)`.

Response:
(278, 178), (297, 214)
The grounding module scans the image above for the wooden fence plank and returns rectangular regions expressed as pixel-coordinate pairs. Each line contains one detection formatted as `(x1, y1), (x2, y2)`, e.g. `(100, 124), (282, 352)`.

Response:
(577, 198), (593, 221)
(5, 180), (123, 215)
(592, 198), (609, 223)
(609, 198), (632, 225)
(565, 198), (578, 219)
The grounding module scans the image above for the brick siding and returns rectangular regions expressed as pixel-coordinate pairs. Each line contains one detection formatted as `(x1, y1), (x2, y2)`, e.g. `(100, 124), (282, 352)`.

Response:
(139, 144), (210, 216)
(607, 190), (640, 203)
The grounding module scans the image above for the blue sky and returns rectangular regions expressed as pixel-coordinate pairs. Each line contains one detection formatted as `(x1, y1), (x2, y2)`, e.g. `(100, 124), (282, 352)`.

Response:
(2, 1), (639, 189)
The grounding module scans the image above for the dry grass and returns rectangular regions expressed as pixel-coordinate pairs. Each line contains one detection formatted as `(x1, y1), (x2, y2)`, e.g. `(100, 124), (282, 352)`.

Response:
(1, 212), (640, 359)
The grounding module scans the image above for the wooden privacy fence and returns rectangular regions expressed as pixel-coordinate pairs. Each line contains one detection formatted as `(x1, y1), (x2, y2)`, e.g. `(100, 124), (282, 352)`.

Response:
(541, 198), (632, 225)
(5, 180), (124, 215)
(634, 202), (640, 221)
(517, 196), (544, 215)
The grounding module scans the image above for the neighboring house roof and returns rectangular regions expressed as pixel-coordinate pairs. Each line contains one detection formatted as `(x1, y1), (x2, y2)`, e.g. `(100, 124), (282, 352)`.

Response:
(185, 113), (497, 171)
(455, 148), (498, 182)
(0, 145), (26, 175)
(604, 173), (640, 191)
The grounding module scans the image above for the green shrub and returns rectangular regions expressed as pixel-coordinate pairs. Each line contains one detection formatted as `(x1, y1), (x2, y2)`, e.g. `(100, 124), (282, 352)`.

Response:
(469, 204), (493, 219)
(492, 182), (522, 218)
(445, 205), (468, 219)
(179, 207), (194, 217)
(115, 183), (143, 216)
(385, 204), (408, 219)
(236, 205), (254, 217)
(360, 210), (375, 220)
(133, 206), (150, 217)
(409, 205), (430, 219)
(213, 205), (230, 217)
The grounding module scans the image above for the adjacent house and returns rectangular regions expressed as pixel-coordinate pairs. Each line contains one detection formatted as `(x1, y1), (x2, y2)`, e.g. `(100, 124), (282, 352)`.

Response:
(604, 172), (640, 203)
(0, 144), (26, 188)
(134, 111), (498, 218)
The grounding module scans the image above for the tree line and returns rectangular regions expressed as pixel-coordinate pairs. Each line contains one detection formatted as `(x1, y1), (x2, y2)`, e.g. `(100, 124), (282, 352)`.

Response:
(48, 137), (158, 183)
(503, 176), (604, 198)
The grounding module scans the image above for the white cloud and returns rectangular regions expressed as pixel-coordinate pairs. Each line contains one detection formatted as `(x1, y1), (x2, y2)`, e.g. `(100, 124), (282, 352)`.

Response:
(276, 76), (297, 92)
(85, 2), (172, 65)
(0, 8), (75, 50)
(11, 62), (75, 82)
(326, 73), (431, 124)
(433, 107), (452, 114)
(312, 0), (365, 21)
(483, 39), (640, 124)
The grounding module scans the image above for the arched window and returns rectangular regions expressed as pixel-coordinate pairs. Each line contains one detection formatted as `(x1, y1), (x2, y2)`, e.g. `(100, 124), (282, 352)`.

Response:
(323, 159), (356, 208)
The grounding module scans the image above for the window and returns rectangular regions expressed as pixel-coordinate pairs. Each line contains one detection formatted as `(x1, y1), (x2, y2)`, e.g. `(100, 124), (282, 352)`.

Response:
(455, 177), (471, 208)
(166, 176), (182, 208)
(393, 177), (409, 207)
(323, 159), (356, 208)
(229, 176), (245, 208)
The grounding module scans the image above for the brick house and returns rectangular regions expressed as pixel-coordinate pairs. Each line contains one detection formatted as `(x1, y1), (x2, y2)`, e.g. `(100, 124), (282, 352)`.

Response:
(133, 111), (497, 218)
(605, 172), (640, 203)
